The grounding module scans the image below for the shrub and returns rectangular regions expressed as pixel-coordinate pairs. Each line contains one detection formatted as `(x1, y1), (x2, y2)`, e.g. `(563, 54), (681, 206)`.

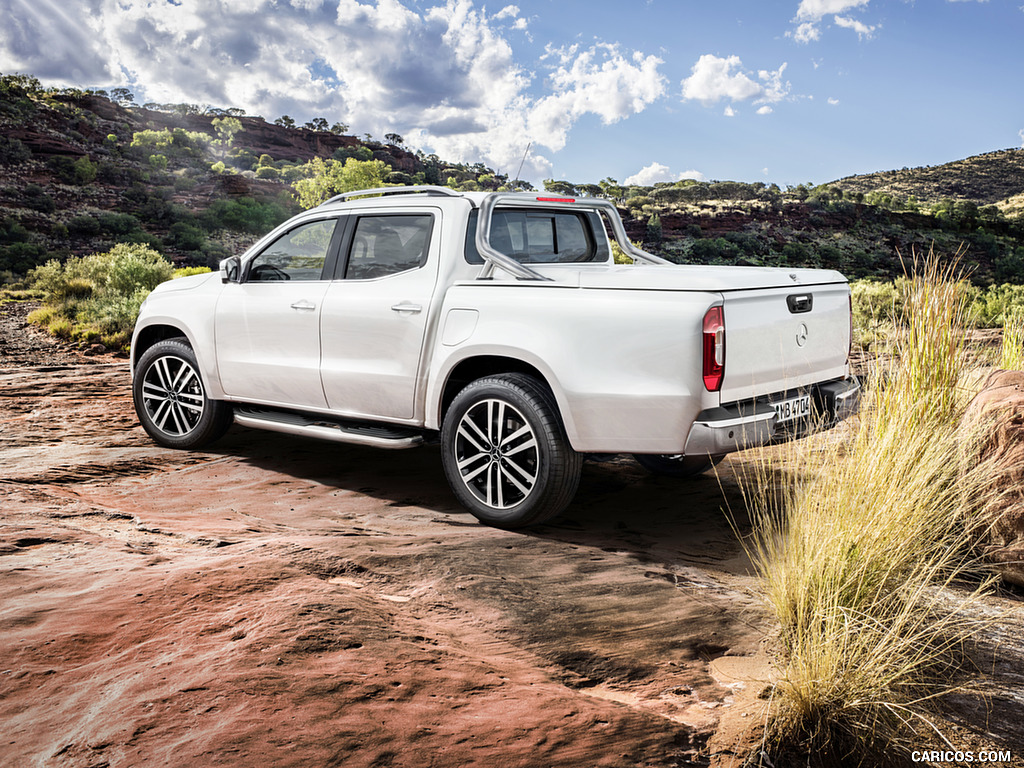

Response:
(24, 184), (56, 213)
(73, 157), (98, 185)
(27, 243), (174, 351)
(167, 222), (207, 251)
(201, 197), (289, 234)
(0, 135), (30, 165)
(0, 241), (48, 273)
(173, 266), (212, 279)
(850, 279), (899, 347)
(68, 214), (102, 237)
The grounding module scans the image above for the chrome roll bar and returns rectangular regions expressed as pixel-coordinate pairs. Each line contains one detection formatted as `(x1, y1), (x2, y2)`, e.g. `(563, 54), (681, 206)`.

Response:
(475, 194), (672, 280)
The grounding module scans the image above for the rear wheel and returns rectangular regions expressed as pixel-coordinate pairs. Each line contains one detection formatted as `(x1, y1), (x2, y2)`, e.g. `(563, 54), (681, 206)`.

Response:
(632, 453), (724, 478)
(441, 374), (582, 528)
(133, 338), (233, 449)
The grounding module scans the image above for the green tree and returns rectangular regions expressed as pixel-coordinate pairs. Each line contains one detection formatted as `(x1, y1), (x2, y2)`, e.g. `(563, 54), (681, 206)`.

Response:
(304, 117), (329, 132)
(274, 115), (295, 128)
(110, 87), (135, 106)
(291, 158), (390, 208)
(646, 213), (662, 243)
(213, 117), (242, 145)
(543, 179), (578, 196)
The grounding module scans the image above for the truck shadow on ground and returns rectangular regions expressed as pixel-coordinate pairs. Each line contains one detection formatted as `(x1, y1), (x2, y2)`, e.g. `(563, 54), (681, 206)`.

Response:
(207, 427), (763, 574)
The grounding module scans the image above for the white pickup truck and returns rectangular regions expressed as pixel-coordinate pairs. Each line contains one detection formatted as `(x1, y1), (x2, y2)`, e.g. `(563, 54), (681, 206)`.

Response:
(131, 186), (859, 528)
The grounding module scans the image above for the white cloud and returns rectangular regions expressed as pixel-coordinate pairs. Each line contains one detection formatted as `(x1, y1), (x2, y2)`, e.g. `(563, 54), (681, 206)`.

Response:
(682, 54), (790, 109)
(791, 22), (821, 43)
(796, 0), (870, 22)
(1019, 129), (1024, 148)
(624, 162), (706, 186)
(0, 0), (667, 181)
(834, 14), (877, 38)
(724, 105), (737, 117)
(828, 97), (840, 105)
(790, 0), (877, 43)
(757, 105), (773, 115)
(682, 54), (760, 105)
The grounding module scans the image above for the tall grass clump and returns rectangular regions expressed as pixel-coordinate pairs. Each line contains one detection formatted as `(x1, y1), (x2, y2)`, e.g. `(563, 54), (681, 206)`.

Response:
(749, 252), (997, 764)
(1000, 306), (1024, 370)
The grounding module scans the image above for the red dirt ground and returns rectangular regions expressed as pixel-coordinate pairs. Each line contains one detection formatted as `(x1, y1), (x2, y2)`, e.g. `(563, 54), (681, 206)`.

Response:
(2, 301), (1022, 767)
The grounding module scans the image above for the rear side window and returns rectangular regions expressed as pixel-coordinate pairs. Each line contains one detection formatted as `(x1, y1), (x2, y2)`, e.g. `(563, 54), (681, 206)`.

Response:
(465, 209), (606, 264)
(345, 214), (433, 280)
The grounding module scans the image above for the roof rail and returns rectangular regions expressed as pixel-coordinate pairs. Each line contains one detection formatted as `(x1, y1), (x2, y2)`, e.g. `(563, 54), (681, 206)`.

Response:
(318, 185), (463, 207)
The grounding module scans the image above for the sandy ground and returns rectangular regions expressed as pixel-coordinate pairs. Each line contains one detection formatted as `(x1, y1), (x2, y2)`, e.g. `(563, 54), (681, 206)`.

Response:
(2, 300), (1023, 767)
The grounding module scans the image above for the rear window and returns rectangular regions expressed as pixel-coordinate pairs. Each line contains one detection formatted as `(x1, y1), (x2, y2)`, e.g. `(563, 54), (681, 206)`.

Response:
(465, 209), (607, 264)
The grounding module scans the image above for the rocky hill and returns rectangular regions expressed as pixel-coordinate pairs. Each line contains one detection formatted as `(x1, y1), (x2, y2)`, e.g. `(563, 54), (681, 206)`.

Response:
(0, 73), (506, 281)
(829, 148), (1024, 207)
(4, 71), (1024, 286)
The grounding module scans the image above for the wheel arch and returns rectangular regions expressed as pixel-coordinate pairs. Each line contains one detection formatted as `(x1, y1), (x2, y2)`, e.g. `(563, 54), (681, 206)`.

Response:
(131, 323), (193, 371)
(436, 355), (577, 443)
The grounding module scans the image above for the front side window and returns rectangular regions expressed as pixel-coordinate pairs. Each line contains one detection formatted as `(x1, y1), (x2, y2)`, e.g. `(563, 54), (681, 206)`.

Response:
(345, 214), (432, 280)
(464, 209), (601, 264)
(248, 218), (337, 282)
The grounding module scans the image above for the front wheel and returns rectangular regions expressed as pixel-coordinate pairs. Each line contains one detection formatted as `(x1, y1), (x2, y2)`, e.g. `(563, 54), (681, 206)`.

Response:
(441, 374), (582, 529)
(632, 453), (724, 478)
(133, 338), (233, 449)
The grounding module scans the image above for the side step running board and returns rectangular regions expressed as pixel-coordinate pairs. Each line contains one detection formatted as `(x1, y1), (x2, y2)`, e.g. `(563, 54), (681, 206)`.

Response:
(234, 406), (424, 450)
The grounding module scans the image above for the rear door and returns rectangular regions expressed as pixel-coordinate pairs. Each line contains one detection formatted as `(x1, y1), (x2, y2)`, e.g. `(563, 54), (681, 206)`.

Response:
(319, 210), (440, 421)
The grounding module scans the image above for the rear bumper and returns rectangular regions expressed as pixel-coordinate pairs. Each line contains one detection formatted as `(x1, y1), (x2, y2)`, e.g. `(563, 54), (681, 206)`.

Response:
(682, 376), (860, 456)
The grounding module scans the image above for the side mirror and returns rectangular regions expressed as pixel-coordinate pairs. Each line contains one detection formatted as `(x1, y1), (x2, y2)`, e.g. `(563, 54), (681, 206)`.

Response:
(220, 256), (240, 284)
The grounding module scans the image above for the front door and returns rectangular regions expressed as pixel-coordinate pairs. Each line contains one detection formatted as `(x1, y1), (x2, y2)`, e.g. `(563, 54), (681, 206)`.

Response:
(215, 217), (341, 409)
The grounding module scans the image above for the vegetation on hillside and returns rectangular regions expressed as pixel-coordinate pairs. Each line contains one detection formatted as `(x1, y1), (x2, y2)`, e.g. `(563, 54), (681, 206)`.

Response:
(0, 72), (519, 284)
(545, 170), (1024, 284)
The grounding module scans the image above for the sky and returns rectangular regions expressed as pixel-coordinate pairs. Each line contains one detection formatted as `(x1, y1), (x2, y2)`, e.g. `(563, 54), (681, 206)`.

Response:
(1, 0), (1022, 189)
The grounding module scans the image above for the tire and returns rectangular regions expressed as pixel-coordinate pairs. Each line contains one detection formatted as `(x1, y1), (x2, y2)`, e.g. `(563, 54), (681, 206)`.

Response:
(632, 453), (724, 478)
(441, 374), (582, 529)
(133, 338), (233, 450)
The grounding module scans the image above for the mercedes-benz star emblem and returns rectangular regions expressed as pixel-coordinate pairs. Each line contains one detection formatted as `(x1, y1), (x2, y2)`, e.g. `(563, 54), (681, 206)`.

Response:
(796, 323), (809, 347)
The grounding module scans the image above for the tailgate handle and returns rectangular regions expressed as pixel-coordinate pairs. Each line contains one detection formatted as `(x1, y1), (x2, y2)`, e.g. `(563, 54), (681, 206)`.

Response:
(787, 293), (813, 314)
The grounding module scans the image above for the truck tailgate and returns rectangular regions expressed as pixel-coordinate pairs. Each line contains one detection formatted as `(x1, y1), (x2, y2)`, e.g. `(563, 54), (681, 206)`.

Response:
(720, 283), (850, 402)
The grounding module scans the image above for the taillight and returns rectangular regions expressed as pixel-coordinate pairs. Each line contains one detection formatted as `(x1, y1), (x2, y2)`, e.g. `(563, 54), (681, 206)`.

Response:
(848, 292), (854, 362)
(702, 305), (725, 392)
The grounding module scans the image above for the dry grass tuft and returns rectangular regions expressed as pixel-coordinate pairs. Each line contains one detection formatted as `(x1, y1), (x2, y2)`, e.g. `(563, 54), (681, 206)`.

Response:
(1000, 307), (1024, 371)
(745, 250), (998, 764)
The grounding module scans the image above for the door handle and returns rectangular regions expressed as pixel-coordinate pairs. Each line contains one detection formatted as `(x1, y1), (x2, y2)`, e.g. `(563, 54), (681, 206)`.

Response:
(290, 300), (316, 311)
(391, 303), (423, 314)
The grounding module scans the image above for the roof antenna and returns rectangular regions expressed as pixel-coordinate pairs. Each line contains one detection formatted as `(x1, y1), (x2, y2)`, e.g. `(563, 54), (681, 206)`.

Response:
(513, 142), (531, 191)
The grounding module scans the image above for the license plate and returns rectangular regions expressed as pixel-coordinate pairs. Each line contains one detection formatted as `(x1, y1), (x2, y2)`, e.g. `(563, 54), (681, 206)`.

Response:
(773, 394), (811, 425)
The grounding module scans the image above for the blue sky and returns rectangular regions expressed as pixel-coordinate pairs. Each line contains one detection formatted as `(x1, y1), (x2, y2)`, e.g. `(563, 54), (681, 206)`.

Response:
(1, 0), (1021, 189)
